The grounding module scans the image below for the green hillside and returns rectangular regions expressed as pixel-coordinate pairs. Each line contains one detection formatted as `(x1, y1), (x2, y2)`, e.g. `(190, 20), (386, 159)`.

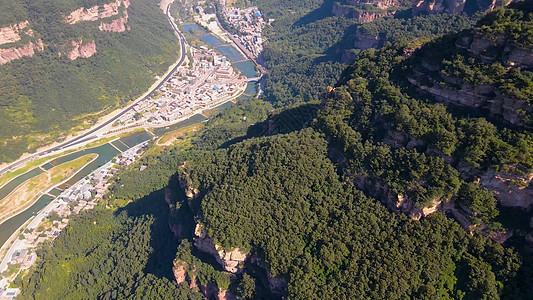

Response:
(0, 0), (179, 163)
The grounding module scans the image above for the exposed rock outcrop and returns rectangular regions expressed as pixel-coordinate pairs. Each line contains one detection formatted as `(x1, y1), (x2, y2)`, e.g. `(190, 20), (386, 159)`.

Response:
(179, 165), (200, 201)
(413, 0), (468, 14)
(407, 29), (533, 127)
(60, 39), (97, 60)
(193, 224), (247, 273)
(173, 261), (188, 285)
(506, 46), (533, 68)
(0, 39), (44, 65)
(332, 0), (407, 21)
(342, 50), (359, 65)
(267, 274), (288, 297)
(353, 29), (381, 50)
(217, 289), (237, 300)
(408, 70), (533, 127)
(99, 10), (131, 32)
(0, 21), (32, 45)
(395, 194), (451, 220)
(173, 259), (237, 300)
(480, 171), (533, 209)
(65, 0), (131, 24)
(332, 4), (393, 22)
(412, 0), (505, 15)
(488, 230), (514, 243)
(347, 0), (402, 9)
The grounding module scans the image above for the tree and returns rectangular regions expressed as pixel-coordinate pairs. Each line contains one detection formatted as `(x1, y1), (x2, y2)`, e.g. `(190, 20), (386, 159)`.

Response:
(237, 274), (256, 300)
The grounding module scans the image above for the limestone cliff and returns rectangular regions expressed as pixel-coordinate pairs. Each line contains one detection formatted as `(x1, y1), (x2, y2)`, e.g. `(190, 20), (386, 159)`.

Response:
(0, 0), (132, 65)
(342, 28), (381, 64)
(332, 4), (395, 22)
(65, 0), (131, 24)
(60, 39), (97, 60)
(412, 0), (508, 15)
(353, 29), (381, 50)
(0, 21), (33, 45)
(193, 224), (247, 274)
(347, 0), (403, 9)
(99, 10), (131, 32)
(353, 173), (452, 220)
(180, 166), (248, 274)
(480, 171), (533, 209)
(173, 259), (237, 300)
(249, 256), (288, 297)
(333, 0), (408, 21)
(0, 39), (44, 65)
(407, 27), (533, 127)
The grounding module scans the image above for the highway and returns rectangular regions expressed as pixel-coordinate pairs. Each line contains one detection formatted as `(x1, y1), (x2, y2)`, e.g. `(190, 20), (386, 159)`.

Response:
(0, 3), (186, 177)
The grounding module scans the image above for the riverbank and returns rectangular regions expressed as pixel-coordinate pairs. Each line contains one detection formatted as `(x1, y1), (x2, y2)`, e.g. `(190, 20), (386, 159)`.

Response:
(0, 154), (98, 228)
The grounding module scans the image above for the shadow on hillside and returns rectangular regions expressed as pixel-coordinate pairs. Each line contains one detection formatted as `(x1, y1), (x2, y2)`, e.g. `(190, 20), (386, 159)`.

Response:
(218, 104), (320, 149)
(318, 22), (360, 64)
(318, 8), (416, 64)
(294, 0), (335, 27)
(115, 174), (227, 280)
(115, 186), (179, 280)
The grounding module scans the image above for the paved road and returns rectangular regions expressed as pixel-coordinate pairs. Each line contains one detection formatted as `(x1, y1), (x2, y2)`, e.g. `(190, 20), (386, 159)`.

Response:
(0, 3), (186, 177)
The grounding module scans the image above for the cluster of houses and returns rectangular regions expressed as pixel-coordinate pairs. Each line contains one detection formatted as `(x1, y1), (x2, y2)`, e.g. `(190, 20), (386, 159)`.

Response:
(114, 47), (245, 127)
(0, 142), (148, 298)
(222, 6), (265, 58)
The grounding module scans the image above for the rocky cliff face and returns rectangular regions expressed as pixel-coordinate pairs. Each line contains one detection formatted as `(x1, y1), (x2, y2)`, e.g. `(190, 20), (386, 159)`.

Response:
(407, 31), (533, 127)
(413, 0), (467, 14)
(346, 0), (402, 9)
(480, 171), (533, 209)
(0, 39), (44, 65)
(348, 0), (403, 9)
(0, 21), (33, 45)
(462, 33), (533, 68)
(0, 0), (132, 65)
(99, 10), (131, 32)
(65, 0), (131, 24)
(333, 0), (407, 22)
(412, 0), (504, 14)
(332, 4), (394, 22)
(177, 168), (287, 297)
(193, 224), (247, 273)
(60, 39), (97, 60)
(173, 259), (237, 300)
(180, 167), (248, 274)
(353, 173), (450, 220)
(353, 29), (381, 50)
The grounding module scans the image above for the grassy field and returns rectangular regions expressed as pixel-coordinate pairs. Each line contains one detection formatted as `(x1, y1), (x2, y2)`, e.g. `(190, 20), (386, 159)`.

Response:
(0, 134), (118, 188)
(0, 154), (97, 225)
(0, 154), (65, 189)
(157, 124), (202, 146)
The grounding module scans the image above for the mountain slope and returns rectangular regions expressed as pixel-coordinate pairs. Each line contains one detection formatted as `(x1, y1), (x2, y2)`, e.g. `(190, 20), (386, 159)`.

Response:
(0, 0), (179, 163)
(169, 2), (533, 298)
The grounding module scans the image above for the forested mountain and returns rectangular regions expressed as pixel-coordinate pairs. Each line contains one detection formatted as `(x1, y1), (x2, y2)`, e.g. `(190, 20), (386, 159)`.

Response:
(16, 0), (533, 299)
(0, 0), (179, 163)
(254, 0), (510, 108)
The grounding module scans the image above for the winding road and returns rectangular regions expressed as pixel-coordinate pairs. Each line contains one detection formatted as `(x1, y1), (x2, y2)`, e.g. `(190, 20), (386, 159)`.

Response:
(0, 3), (186, 177)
